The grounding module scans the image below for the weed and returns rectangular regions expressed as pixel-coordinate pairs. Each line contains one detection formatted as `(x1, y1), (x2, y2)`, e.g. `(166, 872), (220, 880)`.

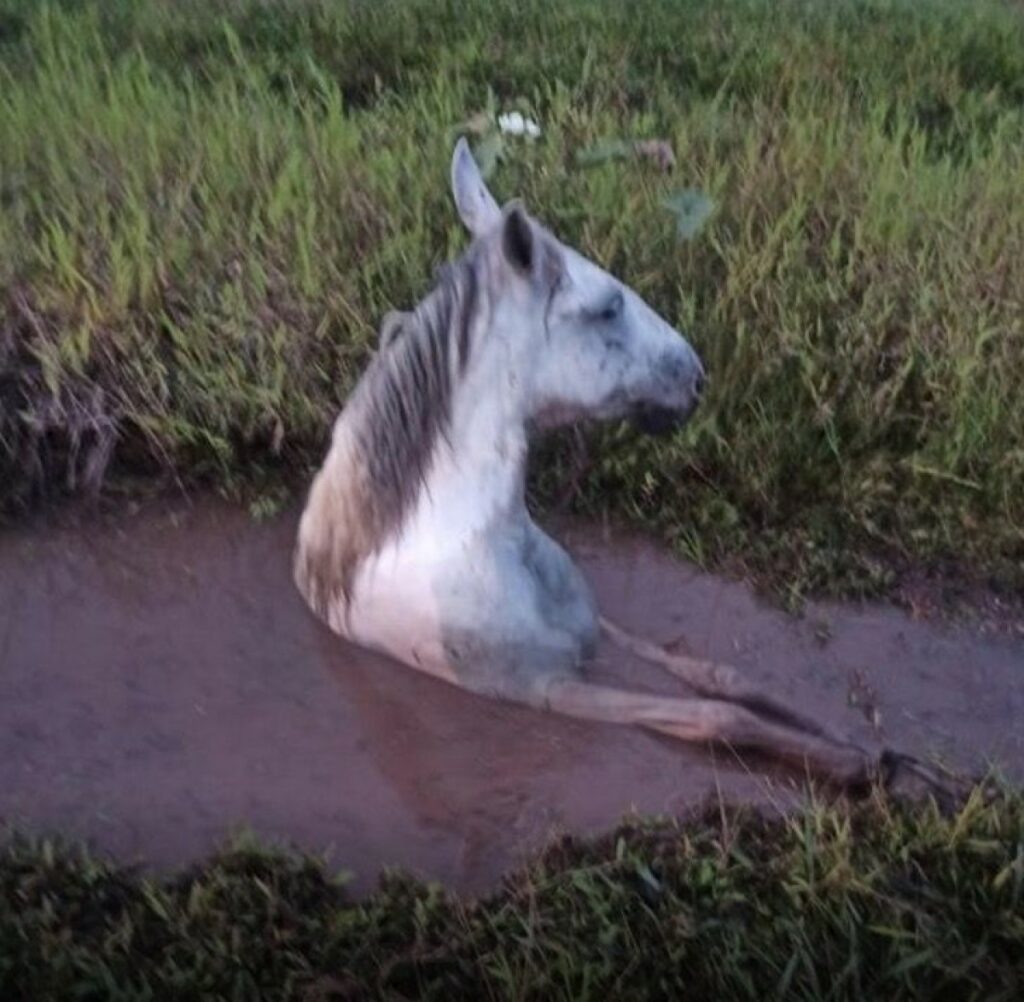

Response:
(1, 0), (1023, 602)
(2, 788), (1023, 999)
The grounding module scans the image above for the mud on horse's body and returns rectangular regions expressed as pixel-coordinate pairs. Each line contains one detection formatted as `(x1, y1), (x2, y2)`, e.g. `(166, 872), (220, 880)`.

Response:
(295, 139), (958, 797)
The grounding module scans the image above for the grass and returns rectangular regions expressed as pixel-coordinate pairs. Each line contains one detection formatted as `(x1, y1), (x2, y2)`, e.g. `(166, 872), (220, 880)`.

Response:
(2, 0), (1024, 602)
(2, 787), (1023, 1000)
(1, 5), (1023, 989)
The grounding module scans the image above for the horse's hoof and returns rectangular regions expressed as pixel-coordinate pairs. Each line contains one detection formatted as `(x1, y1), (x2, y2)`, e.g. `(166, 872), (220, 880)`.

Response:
(879, 749), (972, 812)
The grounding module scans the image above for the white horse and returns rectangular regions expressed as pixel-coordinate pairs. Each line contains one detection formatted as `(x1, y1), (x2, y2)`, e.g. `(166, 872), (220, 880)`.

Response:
(295, 139), (952, 794)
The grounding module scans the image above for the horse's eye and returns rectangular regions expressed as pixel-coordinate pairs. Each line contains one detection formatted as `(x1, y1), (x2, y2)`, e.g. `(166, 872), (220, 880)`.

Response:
(598, 291), (623, 322)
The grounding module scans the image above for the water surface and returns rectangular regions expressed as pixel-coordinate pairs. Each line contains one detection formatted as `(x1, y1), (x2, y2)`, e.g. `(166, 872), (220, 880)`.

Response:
(1, 501), (1021, 894)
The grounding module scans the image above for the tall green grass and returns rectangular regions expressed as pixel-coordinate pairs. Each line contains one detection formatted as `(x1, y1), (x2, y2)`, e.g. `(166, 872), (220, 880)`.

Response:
(2, 0), (1023, 599)
(3, 788), (1023, 999)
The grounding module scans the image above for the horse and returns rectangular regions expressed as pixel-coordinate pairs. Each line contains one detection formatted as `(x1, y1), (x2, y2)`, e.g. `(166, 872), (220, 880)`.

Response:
(294, 138), (956, 798)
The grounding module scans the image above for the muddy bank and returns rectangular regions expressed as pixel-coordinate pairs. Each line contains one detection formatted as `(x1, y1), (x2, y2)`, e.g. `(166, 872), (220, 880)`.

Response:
(1, 500), (1021, 895)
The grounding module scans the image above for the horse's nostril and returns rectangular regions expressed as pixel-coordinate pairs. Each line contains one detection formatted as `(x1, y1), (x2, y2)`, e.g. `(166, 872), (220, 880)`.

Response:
(694, 372), (706, 397)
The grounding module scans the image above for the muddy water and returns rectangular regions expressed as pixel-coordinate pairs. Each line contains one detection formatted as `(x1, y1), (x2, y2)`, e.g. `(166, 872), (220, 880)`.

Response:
(1, 501), (1022, 895)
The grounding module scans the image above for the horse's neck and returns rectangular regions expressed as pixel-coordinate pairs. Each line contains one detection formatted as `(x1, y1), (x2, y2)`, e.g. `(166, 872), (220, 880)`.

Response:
(406, 373), (531, 548)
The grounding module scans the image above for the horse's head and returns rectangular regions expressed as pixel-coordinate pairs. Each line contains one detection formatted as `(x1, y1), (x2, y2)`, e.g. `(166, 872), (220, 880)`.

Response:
(451, 138), (705, 436)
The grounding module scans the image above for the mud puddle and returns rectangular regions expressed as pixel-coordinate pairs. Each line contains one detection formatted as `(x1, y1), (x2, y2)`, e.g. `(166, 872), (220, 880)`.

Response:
(1, 500), (1021, 895)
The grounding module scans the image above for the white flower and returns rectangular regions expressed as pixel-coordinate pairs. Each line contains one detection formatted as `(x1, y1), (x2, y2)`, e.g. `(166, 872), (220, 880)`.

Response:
(498, 111), (541, 138)
(497, 111), (524, 134)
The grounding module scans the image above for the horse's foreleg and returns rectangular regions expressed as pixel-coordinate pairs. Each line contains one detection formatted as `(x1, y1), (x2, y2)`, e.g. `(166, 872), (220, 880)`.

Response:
(593, 620), (970, 803)
(600, 616), (847, 744)
(537, 677), (877, 787)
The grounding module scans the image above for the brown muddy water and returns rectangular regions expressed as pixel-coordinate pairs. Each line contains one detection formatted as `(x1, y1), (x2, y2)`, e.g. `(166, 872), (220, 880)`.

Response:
(1, 499), (1022, 895)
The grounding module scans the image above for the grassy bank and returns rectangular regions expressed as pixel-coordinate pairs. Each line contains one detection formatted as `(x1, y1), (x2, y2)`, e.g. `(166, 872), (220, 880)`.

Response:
(2, 789), (1022, 1000)
(1, 0), (1023, 601)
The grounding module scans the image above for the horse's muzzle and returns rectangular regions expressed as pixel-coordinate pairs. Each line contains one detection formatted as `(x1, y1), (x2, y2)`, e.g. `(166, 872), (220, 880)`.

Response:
(632, 345), (705, 436)
(631, 401), (695, 437)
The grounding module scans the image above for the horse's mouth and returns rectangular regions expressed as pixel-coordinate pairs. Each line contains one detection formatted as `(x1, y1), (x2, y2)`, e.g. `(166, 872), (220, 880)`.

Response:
(631, 402), (694, 437)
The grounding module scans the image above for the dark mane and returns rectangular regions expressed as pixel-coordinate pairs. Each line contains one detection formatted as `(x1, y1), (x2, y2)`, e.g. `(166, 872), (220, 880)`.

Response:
(294, 247), (485, 618)
(355, 252), (481, 534)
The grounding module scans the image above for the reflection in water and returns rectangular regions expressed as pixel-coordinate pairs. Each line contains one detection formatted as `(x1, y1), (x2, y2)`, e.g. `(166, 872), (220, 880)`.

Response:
(0, 500), (1021, 895)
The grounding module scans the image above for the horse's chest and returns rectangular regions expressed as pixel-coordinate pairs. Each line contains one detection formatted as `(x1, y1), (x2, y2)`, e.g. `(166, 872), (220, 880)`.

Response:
(345, 526), (597, 681)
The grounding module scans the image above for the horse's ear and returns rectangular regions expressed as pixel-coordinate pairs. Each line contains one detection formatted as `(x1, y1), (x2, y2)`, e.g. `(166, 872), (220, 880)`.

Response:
(500, 201), (565, 288)
(451, 137), (500, 236)
(501, 202), (535, 276)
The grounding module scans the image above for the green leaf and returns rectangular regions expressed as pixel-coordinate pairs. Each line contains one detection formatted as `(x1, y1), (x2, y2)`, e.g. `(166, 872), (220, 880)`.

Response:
(475, 132), (504, 180)
(662, 188), (715, 241)
(448, 110), (492, 140)
(576, 138), (634, 166)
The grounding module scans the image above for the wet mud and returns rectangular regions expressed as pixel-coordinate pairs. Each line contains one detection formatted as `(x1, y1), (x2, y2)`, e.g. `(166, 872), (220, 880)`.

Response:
(1, 501), (1021, 894)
